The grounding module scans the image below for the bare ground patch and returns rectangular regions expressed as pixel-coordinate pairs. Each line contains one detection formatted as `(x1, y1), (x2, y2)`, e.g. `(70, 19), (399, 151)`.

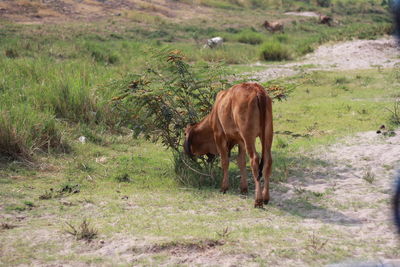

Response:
(250, 37), (400, 82)
(274, 130), (400, 256)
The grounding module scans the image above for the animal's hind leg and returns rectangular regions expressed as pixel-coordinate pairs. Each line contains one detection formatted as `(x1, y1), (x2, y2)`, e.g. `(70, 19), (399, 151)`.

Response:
(262, 147), (272, 205)
(237, 143), (248, 194)
(244, 139), (263, 208)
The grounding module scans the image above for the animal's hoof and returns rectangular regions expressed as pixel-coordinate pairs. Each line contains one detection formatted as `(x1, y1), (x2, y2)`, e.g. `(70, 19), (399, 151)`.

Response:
(254, 200), (263, 208)
(263, 199), (269, 205)
(220, 188), (227, 194)
(240, 188), (248, 195)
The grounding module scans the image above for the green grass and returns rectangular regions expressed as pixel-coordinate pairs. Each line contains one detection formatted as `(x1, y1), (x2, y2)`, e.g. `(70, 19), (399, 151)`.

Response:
(0, 1), (398, 264)
(1, 68), (399, 265)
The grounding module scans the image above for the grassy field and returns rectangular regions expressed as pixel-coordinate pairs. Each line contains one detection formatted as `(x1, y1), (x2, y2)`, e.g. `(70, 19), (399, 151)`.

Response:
(1, 67), (400, 265)
(1, 0), (399, 265)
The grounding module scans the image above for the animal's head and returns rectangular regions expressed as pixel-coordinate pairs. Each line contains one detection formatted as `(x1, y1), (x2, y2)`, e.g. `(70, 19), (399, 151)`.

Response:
(183, 123), (216, 162)
(183, 124), (196, 158)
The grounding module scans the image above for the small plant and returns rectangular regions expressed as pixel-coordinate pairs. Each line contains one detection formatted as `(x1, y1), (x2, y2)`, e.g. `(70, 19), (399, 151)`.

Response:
(385, 100), (400, 125)
(275, 137), (288, 149)
(39, 189), (54, 200)
(77, 162), (93, 172)
(216, 226), (231, 239)
(23, 201), (35, 209)
(306, 232), (328, 253)
(362, 169), (375, 184)
(260, 41), (291, 61)
(65, 219), (98, 241)
(114, 173), (132, 183)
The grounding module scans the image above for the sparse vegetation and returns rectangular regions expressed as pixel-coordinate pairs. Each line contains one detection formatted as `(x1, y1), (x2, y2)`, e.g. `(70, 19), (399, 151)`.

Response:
(362, 169), (375, 184)
(65, 219), (98, 241)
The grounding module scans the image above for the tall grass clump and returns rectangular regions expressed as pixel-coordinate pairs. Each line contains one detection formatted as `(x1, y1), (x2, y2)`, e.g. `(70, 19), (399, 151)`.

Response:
(0, 102), (67, 161)
(260, 41), (291, 61)
(236, 29), (265, 45)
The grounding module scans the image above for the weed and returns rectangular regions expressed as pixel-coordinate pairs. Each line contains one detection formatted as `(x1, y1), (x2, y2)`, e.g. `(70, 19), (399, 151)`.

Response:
(77, 162), (94, 173)
(39, 189), (54, 200)
(306, 232), (328, 253)
(216, 226), (231, 239)
(362, 169), (375, 184)
(385, 100), (400, 125)
(294, 185), (306, 195)
(114, 173), (132, 183)
(65, 219), (98, 241)
(23, 201), (35, 209)
(275, 137), (289, 149)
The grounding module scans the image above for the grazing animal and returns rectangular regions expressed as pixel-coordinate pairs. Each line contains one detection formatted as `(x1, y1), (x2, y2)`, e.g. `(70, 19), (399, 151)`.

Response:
(184, 82), (273, 208)
(319, 14), (332, 26)
(262, 20), (284, 33)
(204, 37), (223, 49)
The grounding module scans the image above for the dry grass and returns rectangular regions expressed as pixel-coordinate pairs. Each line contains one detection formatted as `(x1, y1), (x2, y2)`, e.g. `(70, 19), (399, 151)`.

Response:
(65, 219), (98, 241)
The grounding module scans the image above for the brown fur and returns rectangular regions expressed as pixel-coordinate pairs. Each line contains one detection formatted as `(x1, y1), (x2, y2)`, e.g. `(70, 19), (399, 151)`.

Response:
(262, 20), (284, 33)
(184, 82), (273, 208)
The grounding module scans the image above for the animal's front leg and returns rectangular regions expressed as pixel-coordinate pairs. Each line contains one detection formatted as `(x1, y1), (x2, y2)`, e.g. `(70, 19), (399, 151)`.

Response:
(219, 149), (230, 193)
(237, 143), (248, 194)
(214, 136), (230, 194)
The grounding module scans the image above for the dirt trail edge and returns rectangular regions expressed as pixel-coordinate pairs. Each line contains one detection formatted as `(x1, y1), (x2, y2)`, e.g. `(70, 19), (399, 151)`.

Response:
(250, 37), (400, 82)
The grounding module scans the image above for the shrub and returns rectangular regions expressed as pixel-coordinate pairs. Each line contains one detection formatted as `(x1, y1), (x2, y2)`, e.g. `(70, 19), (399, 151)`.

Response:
(236, 30), (264, 45)
(111, 48), (232, 186)
(260, 41), (291, 61)
(110, 49), (292, 187)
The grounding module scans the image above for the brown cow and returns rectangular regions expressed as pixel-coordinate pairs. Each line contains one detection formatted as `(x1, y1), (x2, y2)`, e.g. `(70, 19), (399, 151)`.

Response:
(183, 82), (273, 208)
(263, 20), (284, 33)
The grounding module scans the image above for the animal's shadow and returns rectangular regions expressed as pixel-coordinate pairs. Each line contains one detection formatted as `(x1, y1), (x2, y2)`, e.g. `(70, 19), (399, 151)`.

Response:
(223, 150), (363, 225)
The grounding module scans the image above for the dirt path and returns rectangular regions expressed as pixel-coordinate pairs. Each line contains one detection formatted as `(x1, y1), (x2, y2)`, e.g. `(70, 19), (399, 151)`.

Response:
(275, 130), (400, 257)
(250, 37), (400, 82)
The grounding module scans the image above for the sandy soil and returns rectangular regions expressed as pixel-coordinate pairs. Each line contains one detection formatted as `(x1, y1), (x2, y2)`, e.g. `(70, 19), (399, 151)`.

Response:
(274, 130), (400, 261)
(250, 37), (400, 82)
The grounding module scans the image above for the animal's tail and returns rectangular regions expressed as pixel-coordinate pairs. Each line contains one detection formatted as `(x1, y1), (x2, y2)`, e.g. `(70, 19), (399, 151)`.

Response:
(256, 86), (273, 180)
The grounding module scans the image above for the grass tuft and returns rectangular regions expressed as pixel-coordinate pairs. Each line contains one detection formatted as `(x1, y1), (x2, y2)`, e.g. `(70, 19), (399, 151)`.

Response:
(260, 41), (291, 61)
(65, 219), (98, 241)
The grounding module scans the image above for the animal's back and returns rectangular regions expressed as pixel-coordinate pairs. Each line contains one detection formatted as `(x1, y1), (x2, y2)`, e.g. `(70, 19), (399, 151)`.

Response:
(212, 83), (267, 142)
